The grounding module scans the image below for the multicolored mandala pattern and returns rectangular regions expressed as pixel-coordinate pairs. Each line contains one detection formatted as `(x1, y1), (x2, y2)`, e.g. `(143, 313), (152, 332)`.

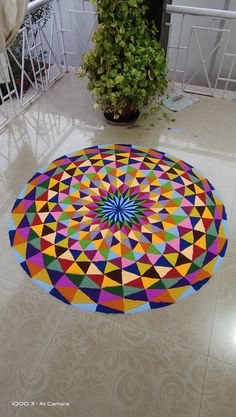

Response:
(9, 144), (228, 314)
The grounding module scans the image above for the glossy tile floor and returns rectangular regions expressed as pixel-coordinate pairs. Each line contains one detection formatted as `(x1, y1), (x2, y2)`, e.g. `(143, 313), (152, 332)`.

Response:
(0, 73), (236, 417)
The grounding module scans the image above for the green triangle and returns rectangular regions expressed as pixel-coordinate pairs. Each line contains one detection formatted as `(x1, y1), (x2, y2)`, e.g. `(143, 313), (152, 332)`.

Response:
(149, 280), (166, 289)
(67, 274), (84, 286)
(206, 195), (215, 206)
(59, 213), (70, 221)
(207, 222), (217, 236)
(161, 278), (181, 289)
(170, 215), (186, 225)
(28, 228), (40, 241)
(80, 240), (91, 250)
(27, 203), (37, 214)
(147, 244), (161, 255)
(43, 254), (56, 267)
(105, 286), (124, 296)
(37, 179), (50, 190)
(195, 180), (205, 190)
(100, 248), (110, 260)
(206, 234), (217, 249)
(193, 253), (206, 268)
(68, 228), (77, 237)
(147, 171), (156, 179)
(165, 232), (178, 242)
(187, 262), (199, 274)
(86, 173), (96, 180)
(61, 196), (72, 205)
(123, 286), (143, 296)
(80, 276), (100, 289)
(127, 166), (137, 174)
(207, 205), (216, 216)
(172, 197), (183, 205)
(47, 258), (63, 272)
(30, 237), (41, 250)
(123, 251), (136, 261)
(34, 188), (47, 199)
(26, 212), (37, 223)
(71, 183), (80, 190)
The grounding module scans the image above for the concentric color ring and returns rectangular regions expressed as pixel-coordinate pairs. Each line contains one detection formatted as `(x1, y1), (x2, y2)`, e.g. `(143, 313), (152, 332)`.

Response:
(9, 144), (228, 314)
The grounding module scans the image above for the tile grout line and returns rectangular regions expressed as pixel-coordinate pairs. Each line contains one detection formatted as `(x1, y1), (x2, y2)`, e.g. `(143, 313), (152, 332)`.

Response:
(206, 182), (236, 358)
(95, 309), (209, 358)
(196, 183), (236, 417)
(207, 180), (236, 357)
(197, 355), (210, 417)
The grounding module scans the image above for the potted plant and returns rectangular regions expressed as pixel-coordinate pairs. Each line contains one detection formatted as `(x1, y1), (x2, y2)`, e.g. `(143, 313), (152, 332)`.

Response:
(81, 0), (168, 125)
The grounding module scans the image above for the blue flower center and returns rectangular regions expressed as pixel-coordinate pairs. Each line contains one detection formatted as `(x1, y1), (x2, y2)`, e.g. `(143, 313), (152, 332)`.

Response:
(96, 193), (144, 225)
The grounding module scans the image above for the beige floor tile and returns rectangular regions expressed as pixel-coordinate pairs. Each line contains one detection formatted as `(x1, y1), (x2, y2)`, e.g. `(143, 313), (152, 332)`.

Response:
(199, 357), (236, 417)
(21, 309), (207, 417)
(209, 261), (236, 367)
(0, 72), (235, 416)
(105, 268), (222, 355)
(0, 280), (68, 398)
(0, 397), (18, 417)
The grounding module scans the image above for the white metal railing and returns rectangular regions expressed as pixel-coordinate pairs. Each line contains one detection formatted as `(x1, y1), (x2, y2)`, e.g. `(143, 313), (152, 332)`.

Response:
(166, 5), (236, 20)
(0, 0), (66, 131)
(166, 4), (236, 99)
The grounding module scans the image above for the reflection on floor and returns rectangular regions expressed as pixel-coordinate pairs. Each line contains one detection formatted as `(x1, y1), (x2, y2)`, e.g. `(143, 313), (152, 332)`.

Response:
(0, 72), (236, 417)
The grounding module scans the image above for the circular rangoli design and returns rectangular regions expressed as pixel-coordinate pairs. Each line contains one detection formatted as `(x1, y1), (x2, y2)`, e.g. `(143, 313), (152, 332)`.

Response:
(9, 144), (228, 314)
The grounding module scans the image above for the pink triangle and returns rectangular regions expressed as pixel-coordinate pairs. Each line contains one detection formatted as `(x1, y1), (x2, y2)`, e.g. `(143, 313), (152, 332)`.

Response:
(19, 227), (30, 239)
(99, 290), (121, 302)
(28, 252), (44, 267)
(56, 275), (77, 288)
(146, 289), (165, 300)
(168, 238), (180, 251)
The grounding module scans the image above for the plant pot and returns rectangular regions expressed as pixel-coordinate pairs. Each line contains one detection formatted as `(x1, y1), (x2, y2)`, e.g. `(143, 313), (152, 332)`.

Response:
(104, 110), (140, 126)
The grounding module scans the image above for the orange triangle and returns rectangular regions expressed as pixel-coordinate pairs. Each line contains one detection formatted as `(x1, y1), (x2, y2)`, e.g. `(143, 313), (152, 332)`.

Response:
(56, 286), (77, 302)
(100, 299), (124, 312)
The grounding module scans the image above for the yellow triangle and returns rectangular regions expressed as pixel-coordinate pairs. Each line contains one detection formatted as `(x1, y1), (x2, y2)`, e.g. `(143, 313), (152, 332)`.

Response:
(203, 258), (217, 274)
(123, 299), (146, 312)
(164, 253), (179, 265)
(102, 276), (120, 288)
(42, 246), (56, 257)
(31, 224), (44, 236)
(175, 263), (191, 276)
(105, 263), (120, 274)
(55, 238), (69, 248)
(136, 262), (152, 275)
(182, 231), (194, 244)
(33, 270), (51, 283)
(14, 243), (26, 257)
(35, 201), (47, 211)
(12, 213), (25, 227)
(76, 253), (91, 262)
(168, 286), (189, 301)
(66, 263), (84, 274)
(141, 277), (159, 288)
(195, 236), (206, 250)
(203, 207), (213, 219)
(72, 289), (94, 304)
